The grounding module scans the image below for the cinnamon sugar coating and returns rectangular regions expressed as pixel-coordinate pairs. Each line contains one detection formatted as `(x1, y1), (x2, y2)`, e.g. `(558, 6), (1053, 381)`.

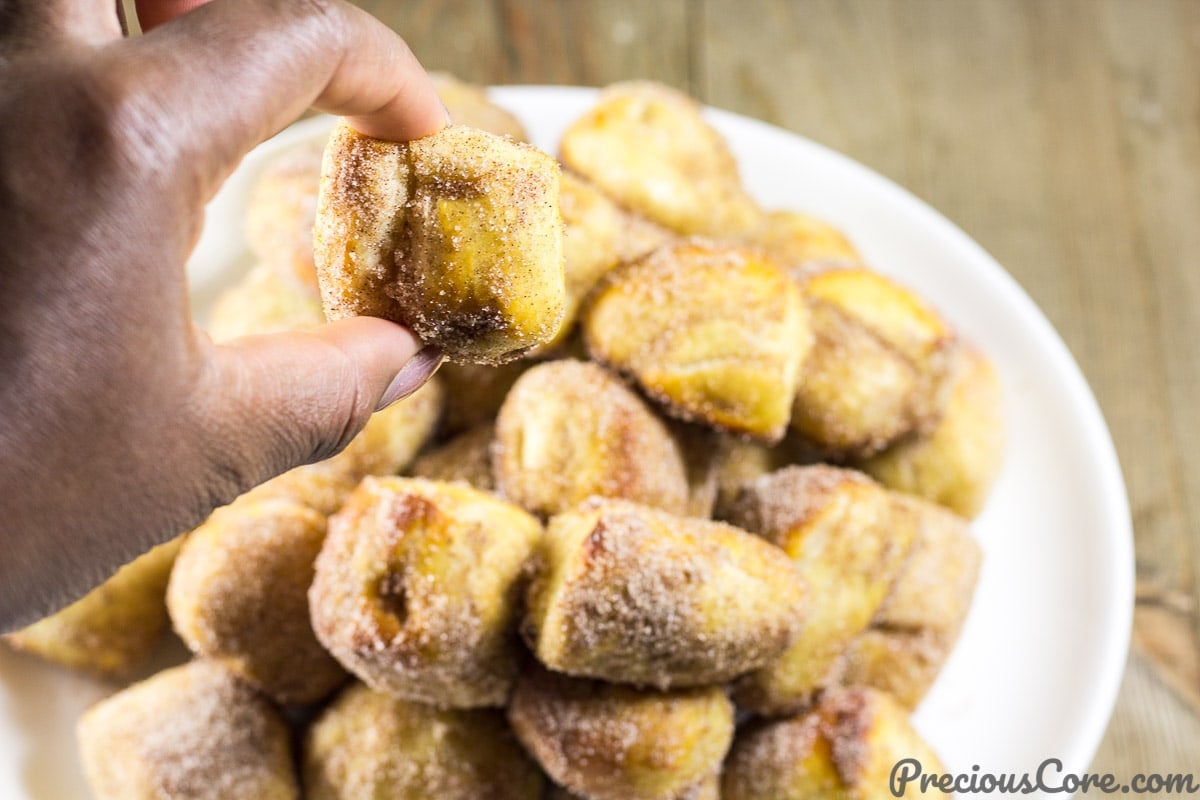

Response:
(77, 661), (298, 800)
(560, 81), (761, 237)
(508, 667), (734, 800)
(840, 495), (981, 708)
(791, 266), (957, 457)
(493, 360), (690, 516)
(167, 499), (347, 705)
(314, 121), (566, 364)
(524, 498), (803, 689)
(857, 344), (1004, 518)
(305, 682), (544, 800)
(724, 465), (918, 715)
(722, 687), (945, 800)
(410, 422), (497, 492)
(309, 477), (542, 708)
(584, 240), (810, 441)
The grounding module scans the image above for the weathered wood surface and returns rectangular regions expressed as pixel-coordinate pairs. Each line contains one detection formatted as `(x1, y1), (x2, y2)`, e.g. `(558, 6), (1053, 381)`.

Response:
(354, 0), (1200, 777)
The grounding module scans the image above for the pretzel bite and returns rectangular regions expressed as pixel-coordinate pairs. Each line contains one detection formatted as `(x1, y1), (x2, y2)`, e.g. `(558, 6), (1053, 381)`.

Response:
(508, 667), (734, 800)
(857, 345), (1004, 518)
(245, 140), (326, 294)
(77, 661), (298, 800)
(305, 682), (544, 800)
(560, 81), (760, 237)
(430, 72), (529, 141)
(410, 422), (497, 492)
(722, 687), (945, 800)
(4, 539), (181, 679)
(309, 477), (541, 708)
(524, 498), (803, 688)
(752, 209), (862, 278)
(167, 500), (346, 705)
(493, 360), (690, 516)
(314, 121), (566, 364)
(584, 241), (808, 441)
(723, 466), (917, 715)
(206, 263), (325, 342)
(791, 267), (957, 457)
(437, 360), (528, 436)
(553, 171), (672, 345)
(550, 775), (719, 800)
(842, 496), (981, 707)
(248, 74), (526, 296)
(238, 376), (444, 515)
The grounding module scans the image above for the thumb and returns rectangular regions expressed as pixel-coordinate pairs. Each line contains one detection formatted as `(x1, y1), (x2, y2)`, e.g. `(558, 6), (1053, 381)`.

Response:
(194, 317), (441, 499)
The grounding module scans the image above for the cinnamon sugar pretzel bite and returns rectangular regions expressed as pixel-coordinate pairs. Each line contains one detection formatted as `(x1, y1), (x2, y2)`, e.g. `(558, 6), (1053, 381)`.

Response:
(508, 666), (733, 800)
(167, 499), (347, 705)
(583, 240), (809, 441)
(493, 360), (690, 516)
(791, 266), (957, 457)
(314, 121), (566, 364)
(77, 661), (298, 800)
(309, 477), (541, 708)
(523, 498), (803, 689)
(722, 686), (946, 800)
(560, 81), (761, 237)
(304, 682), (544, 800)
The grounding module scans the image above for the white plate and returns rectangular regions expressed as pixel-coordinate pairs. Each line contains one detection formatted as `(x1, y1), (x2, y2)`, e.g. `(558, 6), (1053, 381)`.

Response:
(0, 86), (1133, 798)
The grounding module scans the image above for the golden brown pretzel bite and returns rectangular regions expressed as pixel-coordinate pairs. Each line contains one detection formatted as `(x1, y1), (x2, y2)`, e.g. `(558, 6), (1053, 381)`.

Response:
(841, 495), (981, 707)
(493, 360), (691, 516)
(245, 141), (326, 295)
(791, 267), (957, 456)
(857, 345), (1004, 518)
(523, 498), (804, 689)
(410, 422), (497, 492)
(560, 81), (761, 237)
(722, 686), (946, 800)
(723, 465), (917, 715)
(305, 682), (545, 800)
(430, 72), (529, 141)
(752, 209), (863, 278)
(314, 121), (566, 364)
(77, 661), (298, 800)
(309, 477), (541, 708)
(508, 666), (734, 800)
(167, 499), (347, 705)
(206, 262), (325, 342)
(584, 240), (810, 442)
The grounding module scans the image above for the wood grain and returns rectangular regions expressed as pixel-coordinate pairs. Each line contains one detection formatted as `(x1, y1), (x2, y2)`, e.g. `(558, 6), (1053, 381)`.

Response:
(353, 0), (1199, 777)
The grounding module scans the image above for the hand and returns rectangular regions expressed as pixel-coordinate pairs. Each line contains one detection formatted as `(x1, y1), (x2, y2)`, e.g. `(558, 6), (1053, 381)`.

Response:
(0, 0), (447, 630)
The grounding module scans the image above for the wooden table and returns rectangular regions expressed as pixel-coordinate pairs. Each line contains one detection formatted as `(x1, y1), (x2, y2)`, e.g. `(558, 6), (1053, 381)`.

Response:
(353, 0), (1199, 776)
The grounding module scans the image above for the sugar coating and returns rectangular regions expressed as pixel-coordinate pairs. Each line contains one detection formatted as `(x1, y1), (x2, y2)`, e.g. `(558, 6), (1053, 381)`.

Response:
(721, 687), (945, 800)
(493, 359), (691, 517)
(560, 81), (762, 237)
(308, 477), (542, 708)
(315, 122), (566, 364)
(524, 497), (804, 690)
(77, 661), (297, 800)
(508, 667), (734, 800)
(584, 239), (810, 441)
(167, 499), (347, 705)
(305, 682), (544, 800)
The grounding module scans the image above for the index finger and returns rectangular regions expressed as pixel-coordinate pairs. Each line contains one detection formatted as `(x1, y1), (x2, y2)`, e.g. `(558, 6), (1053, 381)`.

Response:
(107, 0), (446, 198)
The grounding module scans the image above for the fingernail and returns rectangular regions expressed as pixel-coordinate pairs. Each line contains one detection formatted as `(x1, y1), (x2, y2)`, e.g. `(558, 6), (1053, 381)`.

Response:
(442, 102), (453, 126)
(375, 347), (445, 411)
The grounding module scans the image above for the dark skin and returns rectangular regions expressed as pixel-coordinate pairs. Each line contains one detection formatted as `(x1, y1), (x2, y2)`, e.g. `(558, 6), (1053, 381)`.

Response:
(0, 0), (446, 630)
